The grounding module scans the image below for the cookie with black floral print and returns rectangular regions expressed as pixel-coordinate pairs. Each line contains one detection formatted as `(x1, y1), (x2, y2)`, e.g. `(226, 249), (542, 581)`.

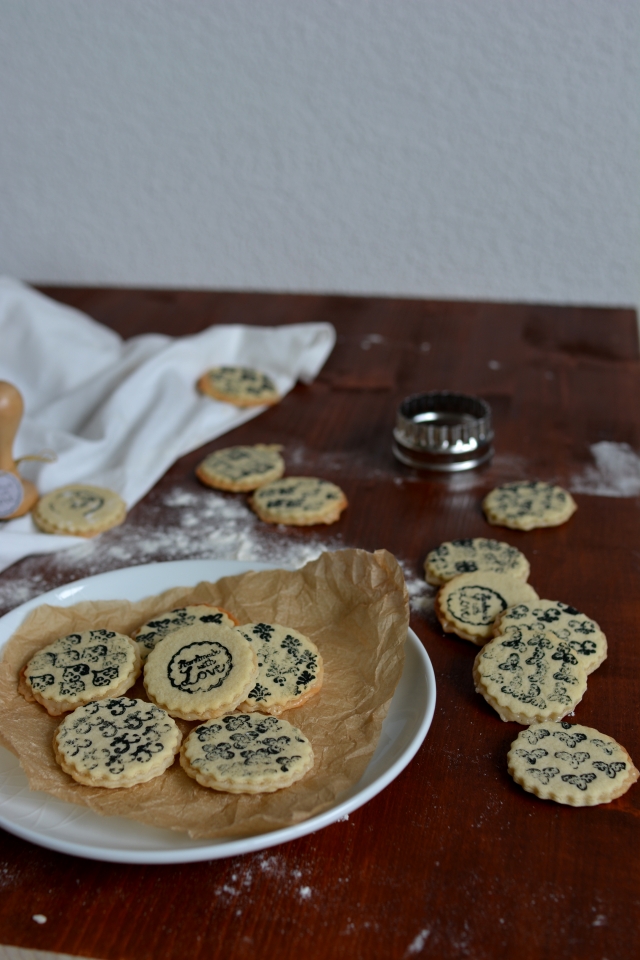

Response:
(234, 623), (323, 715)
(508, 721), (638, 806)
(54, 697), (181, 788)
(197, 366), (280, 407)
(473, 627), (588, 724)
(196, 444), (285, 492)
(33, 484), (126, 537)
(133, 604), (239, 661)
(493, 599), (606, 674)
(483, 481), (577, 530)
(424, 538), (530, 586)
(180, 712), (314, 794)
(143, 622), (258, 721)
(436, 572), (538, 644)
(20, 630), (141, 716)
(249, 476), (347, 526)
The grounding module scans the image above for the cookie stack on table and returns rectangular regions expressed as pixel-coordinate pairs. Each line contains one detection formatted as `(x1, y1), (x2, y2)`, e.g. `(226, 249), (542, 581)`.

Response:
(20, 603), (322, 795)
(426, 481), (638, 808)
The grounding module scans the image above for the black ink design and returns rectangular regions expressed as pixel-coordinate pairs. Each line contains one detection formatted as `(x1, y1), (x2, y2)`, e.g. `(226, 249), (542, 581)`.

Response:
(592, 761), (627, 779)
(528, 767), (559, 785)
(554, 750), (590, 769)
(561, 773), (596, 791)
(514, 748), (548, 765)
(167, 641), (232, 694)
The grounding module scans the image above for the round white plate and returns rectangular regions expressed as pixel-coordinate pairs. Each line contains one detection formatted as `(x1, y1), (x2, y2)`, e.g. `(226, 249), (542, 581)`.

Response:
(0, 559), (436, 863)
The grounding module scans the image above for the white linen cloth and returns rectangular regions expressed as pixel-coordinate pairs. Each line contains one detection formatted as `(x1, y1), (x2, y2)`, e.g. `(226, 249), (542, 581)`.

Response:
(0, 278), (335, 573)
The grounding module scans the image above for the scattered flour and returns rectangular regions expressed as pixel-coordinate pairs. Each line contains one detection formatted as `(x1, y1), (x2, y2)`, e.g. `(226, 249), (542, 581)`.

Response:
(571, 442), (640, 497)
(299, 886), (312, 899)
(406, 928), (431, 955)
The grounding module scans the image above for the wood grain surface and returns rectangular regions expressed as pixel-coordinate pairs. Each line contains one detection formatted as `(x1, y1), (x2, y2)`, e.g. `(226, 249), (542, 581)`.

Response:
(0, 289), (638, 960)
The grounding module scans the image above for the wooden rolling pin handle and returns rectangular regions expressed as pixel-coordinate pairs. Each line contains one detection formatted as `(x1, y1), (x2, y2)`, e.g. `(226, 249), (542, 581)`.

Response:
(0, 380), (39, 517)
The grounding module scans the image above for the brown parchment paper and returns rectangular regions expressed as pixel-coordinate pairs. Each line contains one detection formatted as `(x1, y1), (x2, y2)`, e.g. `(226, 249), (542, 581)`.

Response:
(0, 549), (408, 839)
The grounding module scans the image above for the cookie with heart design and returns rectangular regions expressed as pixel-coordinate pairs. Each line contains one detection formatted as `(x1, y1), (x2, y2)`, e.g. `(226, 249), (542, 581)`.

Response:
(508, 721), (638, 805)
(234, 623), (323, 715)
(180, 712), (314, 794)
(493, 599), (606, 674)
(436, 572), (539, 644)
(33, 484), (126, 537)
(473, 627), (589, 724)
(425, 538), (530, 586)
(54, 697), (181, 788)
(20, 629), (141, 716)
(483, 480), (577, 530)
(133, 604), (239, 661)
(197, 366), (280, 407)
(249, 476), (347, 526)
(143, 622), (258, 721)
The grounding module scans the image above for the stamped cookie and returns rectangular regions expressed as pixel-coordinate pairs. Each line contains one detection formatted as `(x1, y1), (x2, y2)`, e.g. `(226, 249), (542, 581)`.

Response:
(235, 623), (323, 715)
(483, 481), (577, 530)
(473, 627), (589, 724)
(436, 572), (539, 644)
(425, 538), (530, 586)
(33, 484), (127, 537)
(508, 721), (639, 806)
(493, 600), (607, 674)
(20, 630), (141, 716)
(180, 712), (314, 794)
(197, 366), (280, 407)
(54, 697), (182, 788)
(143, 622), (258, 721)
(133, 604), (239, 661)
(250, 476), (347, 526)
(196, 444), (285, 492)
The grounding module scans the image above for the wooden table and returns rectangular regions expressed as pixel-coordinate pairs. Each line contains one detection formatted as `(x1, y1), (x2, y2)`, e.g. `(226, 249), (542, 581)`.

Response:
(0, 289), (638, 960)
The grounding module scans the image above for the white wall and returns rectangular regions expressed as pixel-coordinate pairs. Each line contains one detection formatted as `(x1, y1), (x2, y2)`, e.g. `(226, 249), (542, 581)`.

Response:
(0, 0), (638, 308)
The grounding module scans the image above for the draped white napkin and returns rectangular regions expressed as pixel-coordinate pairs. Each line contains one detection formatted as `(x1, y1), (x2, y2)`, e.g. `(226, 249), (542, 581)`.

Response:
(0, 278), (335, 573)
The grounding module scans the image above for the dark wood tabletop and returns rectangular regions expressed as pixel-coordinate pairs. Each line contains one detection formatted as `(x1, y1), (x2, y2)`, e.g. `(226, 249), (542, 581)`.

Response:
(0, 288), (638, 960)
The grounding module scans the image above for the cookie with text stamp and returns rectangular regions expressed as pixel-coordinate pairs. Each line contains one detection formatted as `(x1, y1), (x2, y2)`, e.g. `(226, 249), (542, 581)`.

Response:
(473, 628), (589, 724)
(235, 623), (323, 715)
(508, 721), (638, 806)
(133, 604), (239, 662)
(143, 622), (258, 721)
(33, 484), (127, 537)
(196, 444), (285, 492)
(249, 476), (348, 526)
(436, 572), (539, 644)
(20, 629), (141, 716)
(54, 697), (182, 788)
(180, 712), (314, 794)
(425, 538), (530, 586)
(493, 599), (607, 675)
(483, 481), (577, 530)
(197, 366), (280, 407)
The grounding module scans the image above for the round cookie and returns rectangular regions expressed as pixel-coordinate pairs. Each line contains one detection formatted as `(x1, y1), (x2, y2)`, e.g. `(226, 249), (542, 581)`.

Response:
(143, 622), (258, 721)
(508, 721), (639, 806)
(197, 366), (280, 407)
(493, 599), (607, 674)
(473, 627), (589, 724)
(196, 444), (285, 492)
(235, 623), (323, 715)
(425, 538), (530, 586)
(482, 481), (577, 530)
(20, 629), (141, 716)
(249, 476), (348, 526)
(180, 712), (314, 794)
(133, 604), (239, 661)
(436, 572), (539, 644)
(54, 697), (182, 788)
(33, 484), (126, 537)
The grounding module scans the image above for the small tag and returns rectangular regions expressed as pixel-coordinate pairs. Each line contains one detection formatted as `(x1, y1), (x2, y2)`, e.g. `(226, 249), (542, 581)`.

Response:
(0, 471), (24, 518)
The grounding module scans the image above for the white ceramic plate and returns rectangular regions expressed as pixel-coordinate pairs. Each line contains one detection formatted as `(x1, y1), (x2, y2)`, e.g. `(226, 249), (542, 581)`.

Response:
(0, 559), (436, 863)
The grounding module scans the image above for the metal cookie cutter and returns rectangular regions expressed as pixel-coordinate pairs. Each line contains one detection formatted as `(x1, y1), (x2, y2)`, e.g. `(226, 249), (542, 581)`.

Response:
(392, 391), (494, 472)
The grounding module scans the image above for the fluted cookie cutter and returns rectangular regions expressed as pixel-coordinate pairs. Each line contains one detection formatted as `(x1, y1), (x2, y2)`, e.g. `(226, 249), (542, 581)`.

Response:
(392, 391), (494, 472)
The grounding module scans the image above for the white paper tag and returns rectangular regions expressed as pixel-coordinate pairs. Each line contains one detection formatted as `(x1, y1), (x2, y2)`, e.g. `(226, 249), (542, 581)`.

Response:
(0, 471), (24, 518)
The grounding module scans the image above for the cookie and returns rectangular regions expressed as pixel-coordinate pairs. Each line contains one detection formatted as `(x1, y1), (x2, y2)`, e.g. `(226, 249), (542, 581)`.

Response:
(53, 697), (182, 788)
(508, 721), (639, 806)
(197, 366), (280, 407)
(180, 712), (314, 794)
(249, 476), (348, 526)
(473, 627), (589, 724)
(234, 623), (323, 715)
(143, 622), (258, 721)
(493, 600), (607, 674)
(32, 484), (127, 537)
(436, 572), (539, 644)
(20, 629), (141, 716)
(133, 604), (239, 661)
(483, 481), (577, 530)
(195, 444), (285, 492)
(425, 538), (530, 586)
